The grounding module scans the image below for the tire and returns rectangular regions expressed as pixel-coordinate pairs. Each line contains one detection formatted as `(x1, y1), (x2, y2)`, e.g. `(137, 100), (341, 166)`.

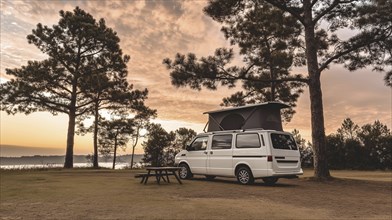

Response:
(262, 177), (278, 185)
(236, 166), (254, 185)
(178, 163), (192, 179)
(205, 175), (216, 180)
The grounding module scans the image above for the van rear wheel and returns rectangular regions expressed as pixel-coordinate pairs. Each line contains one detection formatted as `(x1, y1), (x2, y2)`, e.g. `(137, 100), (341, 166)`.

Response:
(178, 163), (192, 179)
(262, 177), (278, 185)
(236, 167), (254, 185)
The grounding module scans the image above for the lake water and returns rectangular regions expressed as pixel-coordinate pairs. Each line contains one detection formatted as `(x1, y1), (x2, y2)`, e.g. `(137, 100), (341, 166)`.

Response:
(0, 162), (145, 170)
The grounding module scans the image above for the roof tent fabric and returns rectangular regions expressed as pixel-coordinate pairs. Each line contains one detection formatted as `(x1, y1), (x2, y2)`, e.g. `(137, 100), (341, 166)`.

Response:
(203, 102), (289, 132)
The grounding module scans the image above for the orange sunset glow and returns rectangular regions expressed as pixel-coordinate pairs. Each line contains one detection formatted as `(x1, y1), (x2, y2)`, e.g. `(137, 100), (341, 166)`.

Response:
(1, 0), (391, 157)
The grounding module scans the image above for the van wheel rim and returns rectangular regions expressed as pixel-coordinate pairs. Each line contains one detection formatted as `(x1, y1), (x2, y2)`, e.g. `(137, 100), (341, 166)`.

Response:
(179, 166), (187, 178)
(238, 170), (249, 183)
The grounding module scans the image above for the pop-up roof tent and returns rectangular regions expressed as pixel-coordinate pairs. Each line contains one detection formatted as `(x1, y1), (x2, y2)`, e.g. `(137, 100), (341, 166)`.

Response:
(203, 101), (289, 132)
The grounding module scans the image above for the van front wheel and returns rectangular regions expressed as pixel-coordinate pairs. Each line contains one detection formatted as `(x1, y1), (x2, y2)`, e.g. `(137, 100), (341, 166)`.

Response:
(178, 164), (192, 179)
(236, 167), (254, 185)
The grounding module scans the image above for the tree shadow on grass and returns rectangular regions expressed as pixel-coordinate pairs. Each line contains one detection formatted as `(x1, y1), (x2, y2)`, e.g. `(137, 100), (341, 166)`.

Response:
(301, 176), (391, 187)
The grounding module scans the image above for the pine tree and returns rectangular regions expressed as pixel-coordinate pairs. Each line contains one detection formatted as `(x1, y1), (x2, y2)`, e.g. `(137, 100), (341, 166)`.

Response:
(0, 7), (130, 168)
(164, 0), (391, 178)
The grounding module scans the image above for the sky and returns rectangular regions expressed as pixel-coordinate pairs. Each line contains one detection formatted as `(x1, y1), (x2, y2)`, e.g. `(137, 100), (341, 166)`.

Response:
(1, 0), (391, 157)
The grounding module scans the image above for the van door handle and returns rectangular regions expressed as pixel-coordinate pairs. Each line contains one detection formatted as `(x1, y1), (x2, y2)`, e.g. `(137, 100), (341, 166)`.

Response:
(204, 151), (208, 154)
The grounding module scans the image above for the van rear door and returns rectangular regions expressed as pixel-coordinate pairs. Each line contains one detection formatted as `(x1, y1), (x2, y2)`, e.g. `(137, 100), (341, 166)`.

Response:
(269, 133), (302, 174)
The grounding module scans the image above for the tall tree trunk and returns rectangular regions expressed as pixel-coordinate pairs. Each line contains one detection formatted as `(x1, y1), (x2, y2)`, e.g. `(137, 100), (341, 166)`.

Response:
(308, 72), (330, 178)
(268, 44), (276, 101)
(64, 83), (77, 169)
(93, 100), (99, 168)
(303, 0), (330, 178)
(130, 144), (136, 169)
(130, 127), (140, 169)
(270, 68), (276, 101)
(112, 138), (118, 169)
(64, 110), (76, 168)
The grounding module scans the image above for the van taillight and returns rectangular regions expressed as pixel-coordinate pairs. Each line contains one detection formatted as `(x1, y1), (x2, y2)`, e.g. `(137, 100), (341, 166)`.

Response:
(267, 155), (273, 162)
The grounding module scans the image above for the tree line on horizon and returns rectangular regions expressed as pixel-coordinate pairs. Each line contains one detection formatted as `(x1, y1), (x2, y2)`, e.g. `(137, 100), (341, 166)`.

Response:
(1, 1), (391, 179)
(136, 117), (392, 171)
(294, 118), (391, 170)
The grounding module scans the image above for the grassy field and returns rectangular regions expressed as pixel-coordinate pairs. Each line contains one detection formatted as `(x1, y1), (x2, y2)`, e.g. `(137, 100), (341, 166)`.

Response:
(1, 169), (391, 219)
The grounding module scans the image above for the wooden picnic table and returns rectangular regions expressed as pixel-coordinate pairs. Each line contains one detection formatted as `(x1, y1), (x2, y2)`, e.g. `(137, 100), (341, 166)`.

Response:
(137, 167), (182, 185)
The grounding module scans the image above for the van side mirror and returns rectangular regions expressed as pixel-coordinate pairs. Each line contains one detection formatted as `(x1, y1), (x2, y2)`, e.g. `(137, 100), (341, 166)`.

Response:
(185, 144), (192, 151)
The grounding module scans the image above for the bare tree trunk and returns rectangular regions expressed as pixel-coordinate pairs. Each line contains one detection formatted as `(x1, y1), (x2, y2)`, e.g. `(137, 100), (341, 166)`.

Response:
(112, 138), (118, 170)
(130, 127), (140, 169)
(64, 82), (77, 169)
(268, 44), (276, 101)
(64, 110), (76, 168)
(93, 101), (99, 168)
(303, 0), (330, 178)
(130, 144), (136, 169)
(308, 72), (330, 178)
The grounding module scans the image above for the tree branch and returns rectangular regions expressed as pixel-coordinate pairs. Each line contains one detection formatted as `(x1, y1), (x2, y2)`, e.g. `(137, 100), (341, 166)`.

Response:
(239, 76), (309, 84)
(80, 42), (103, 55)
(195, 71), (309, 84)
(53, 80), (72, 94)
(80, 47), (105, 59)
(45, 86), (71, 101)
(313, 0), (340, 25)
(242, 63), (256, 76)
(264, 0), (305, 25)
(26, 96), (69, 114)
(311, 0), (319, 7)
(76, 107), (91, 117)
(76, 99), (95, 110)
(319, 35), (383, 72)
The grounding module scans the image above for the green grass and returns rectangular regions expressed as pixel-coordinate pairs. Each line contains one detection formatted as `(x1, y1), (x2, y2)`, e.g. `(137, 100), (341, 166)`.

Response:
(1, 169), (391, 219)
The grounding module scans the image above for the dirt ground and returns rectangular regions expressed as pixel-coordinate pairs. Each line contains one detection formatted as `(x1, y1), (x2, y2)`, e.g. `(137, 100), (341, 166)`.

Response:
(0, 169), (391, 219)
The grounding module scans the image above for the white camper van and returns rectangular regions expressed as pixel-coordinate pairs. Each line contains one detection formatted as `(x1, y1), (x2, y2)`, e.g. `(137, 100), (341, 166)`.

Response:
(175, 129), (303, 185)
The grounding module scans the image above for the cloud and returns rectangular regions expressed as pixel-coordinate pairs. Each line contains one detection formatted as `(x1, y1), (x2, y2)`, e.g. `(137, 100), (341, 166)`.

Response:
(1, 0), (390, 147)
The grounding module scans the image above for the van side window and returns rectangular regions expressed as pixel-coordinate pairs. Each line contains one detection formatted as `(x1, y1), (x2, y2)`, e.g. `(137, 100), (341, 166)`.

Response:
(271, 133), (298, 150)
(212, 135), (232, 150)
(189, 136), (208, 151)
(236, 134), (261, 148)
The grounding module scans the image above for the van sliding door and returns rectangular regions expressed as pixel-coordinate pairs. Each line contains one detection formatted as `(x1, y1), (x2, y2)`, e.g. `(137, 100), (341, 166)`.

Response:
(207, 134), (233, 176)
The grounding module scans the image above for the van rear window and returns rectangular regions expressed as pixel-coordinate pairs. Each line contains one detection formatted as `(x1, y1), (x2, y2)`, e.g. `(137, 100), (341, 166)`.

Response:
(271, 133), (298, 150)
(236, 134), (261, 148)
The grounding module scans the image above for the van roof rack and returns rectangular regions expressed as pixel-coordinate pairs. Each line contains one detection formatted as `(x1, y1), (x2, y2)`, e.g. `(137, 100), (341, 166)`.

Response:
(210, 130), (241, 134)
(243, 128), (264, 131)
(210, 128), (265, 134)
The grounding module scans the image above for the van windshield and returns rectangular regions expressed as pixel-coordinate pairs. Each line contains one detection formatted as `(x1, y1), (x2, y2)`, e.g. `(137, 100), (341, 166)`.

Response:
(189, 136), (208, 151)
(271, 133), (298, 150)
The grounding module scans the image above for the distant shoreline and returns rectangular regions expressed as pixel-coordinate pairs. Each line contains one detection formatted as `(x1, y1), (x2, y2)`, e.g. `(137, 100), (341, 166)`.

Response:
(0, 154), (143, 166)
(0, 162), (144, 170)
(1, 145), (145, 158)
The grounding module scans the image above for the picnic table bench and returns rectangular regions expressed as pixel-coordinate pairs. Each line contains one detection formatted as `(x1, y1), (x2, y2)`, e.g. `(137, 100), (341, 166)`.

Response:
(134, 167), (182, 185)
